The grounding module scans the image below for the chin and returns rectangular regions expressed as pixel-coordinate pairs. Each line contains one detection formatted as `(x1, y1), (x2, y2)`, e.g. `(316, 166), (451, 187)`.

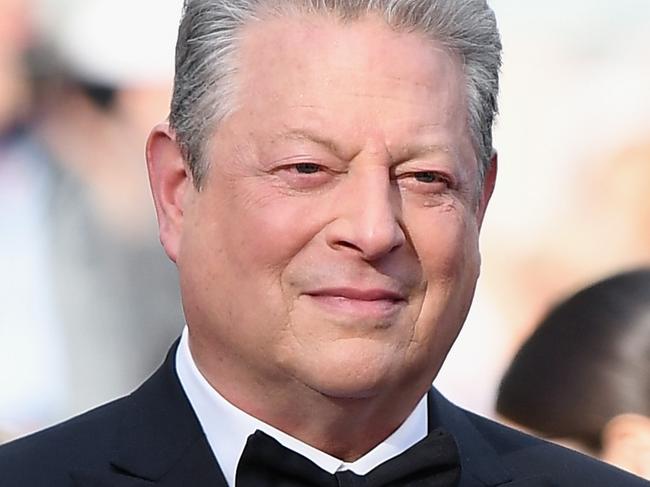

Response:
(291, 338), (410, 400)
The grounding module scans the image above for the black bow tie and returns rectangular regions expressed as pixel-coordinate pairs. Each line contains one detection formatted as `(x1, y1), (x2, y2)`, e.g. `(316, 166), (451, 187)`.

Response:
(236, 427), (460, 486)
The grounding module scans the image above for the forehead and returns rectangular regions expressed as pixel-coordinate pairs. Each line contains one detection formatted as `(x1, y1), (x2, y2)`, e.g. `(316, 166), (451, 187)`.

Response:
(234, 13), (466, 119)
(241, 14), (458, 81)
(239, 12), (440, 66)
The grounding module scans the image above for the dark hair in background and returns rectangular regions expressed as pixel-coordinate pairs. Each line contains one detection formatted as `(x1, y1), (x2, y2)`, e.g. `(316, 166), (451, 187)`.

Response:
(78, 82), (117, 110)
(26, 46), (118, 113)
(496, 268), (650, 452)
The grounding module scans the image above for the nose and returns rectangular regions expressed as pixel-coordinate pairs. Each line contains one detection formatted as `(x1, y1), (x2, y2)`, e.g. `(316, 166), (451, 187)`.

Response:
(325, 165), (406, 261)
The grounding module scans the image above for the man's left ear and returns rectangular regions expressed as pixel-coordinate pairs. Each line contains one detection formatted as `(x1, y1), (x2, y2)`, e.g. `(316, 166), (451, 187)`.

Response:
(146, 122), (192, 263)
(477, 151), (497, 227)
(601, 413), (650, 480)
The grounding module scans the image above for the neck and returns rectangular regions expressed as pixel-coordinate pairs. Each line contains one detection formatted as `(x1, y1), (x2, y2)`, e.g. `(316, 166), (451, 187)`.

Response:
(189, 334), (431, 461)
(261, 394), (426, 461)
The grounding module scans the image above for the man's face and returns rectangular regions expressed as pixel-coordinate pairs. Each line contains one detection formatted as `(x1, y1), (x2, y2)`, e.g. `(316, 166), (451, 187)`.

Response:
(176, 14), (494, 401)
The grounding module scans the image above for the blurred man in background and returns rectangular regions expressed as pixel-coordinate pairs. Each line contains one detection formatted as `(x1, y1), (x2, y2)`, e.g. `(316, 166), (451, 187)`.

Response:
(0, 0), (185, 438)
(0, 0), (33, 138)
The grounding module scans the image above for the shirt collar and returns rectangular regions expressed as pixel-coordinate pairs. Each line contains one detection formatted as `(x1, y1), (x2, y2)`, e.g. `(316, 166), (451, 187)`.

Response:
(175, 326), (428, 487)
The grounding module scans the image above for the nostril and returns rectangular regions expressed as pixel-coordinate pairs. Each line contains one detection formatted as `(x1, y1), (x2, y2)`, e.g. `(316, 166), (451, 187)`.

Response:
(335, 240), (363, 252)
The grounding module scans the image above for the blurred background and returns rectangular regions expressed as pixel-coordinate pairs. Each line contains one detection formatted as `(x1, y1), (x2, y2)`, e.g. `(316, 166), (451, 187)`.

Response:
(0, 0), (185, 442)
(436, 0), (650, 416)
(0, 0), (649, 446)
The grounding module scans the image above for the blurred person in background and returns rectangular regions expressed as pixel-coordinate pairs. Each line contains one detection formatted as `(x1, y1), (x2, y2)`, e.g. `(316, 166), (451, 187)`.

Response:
(436, 1), (650, 419)
(496, 268), (650, 480)
(0, 0), (34, 139)
(0, 0), (185, 439)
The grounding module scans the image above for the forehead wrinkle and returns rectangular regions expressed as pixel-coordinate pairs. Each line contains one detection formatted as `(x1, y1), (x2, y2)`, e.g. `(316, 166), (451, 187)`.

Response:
(273, 121), (459, 168)
(339, 91), (424, 104)
(386, 122), (457, 162)
(275, 128), (346, 158)
(279, 127), (396, 165)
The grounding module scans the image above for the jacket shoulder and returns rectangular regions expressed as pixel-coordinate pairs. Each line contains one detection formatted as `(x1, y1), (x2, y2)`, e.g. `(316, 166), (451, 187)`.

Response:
(0, 396), (130, 487)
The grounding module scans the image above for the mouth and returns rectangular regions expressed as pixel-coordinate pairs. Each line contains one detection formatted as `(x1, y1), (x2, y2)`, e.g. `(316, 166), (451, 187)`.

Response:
(304, 287), (407, 318)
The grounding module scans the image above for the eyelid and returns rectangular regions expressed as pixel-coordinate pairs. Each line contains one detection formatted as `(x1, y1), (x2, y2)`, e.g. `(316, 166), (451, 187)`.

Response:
(392, 169), (453, 185)
(271, 153), (322, 166)
(395, 170), (446, 179)
(269, 161), (343, 193)
(278, 159), (349, 178)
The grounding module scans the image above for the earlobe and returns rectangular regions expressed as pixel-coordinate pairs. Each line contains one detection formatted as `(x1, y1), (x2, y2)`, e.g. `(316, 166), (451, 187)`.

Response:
(146, 123), (191, 263)
(601, 413), (650, 479)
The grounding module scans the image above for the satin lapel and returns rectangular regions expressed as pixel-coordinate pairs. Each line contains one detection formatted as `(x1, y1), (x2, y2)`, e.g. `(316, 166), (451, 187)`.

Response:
(497, 477), (556, 487)
(72, 342), (228, 487)
(429, 389), (512, 487)
(70, 470), (154, 487)
(70, 441), (227, 487)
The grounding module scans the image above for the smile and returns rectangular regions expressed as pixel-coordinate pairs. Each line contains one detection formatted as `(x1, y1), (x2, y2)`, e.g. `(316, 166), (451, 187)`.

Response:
(304, 288), (407, 318)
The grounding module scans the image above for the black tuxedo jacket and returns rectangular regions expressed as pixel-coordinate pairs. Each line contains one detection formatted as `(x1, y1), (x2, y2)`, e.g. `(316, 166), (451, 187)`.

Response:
(1, 343), (648, 487)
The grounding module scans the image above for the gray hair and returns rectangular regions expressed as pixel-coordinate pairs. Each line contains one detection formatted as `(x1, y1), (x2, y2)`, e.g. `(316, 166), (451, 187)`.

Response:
(170, 0), (501, 190)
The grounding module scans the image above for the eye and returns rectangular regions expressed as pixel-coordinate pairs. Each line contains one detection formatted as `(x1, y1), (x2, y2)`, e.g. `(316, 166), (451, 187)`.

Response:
(274, 161), (334, 191)
(398, 171), (450, 187)
(412, 171), (445, 184)
(393, 169), (454, 197)
(293, 162), (322, 174)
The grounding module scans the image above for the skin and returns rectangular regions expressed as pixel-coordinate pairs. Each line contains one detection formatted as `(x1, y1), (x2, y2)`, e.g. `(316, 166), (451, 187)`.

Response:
(147, 13), (496, 460)
(0, 0), (31, 130)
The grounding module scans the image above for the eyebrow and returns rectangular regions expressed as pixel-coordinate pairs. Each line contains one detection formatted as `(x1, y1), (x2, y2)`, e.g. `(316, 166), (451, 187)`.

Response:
(278, 129), (344, 157)
(277, 129), (454, 164)
(391, 143), (454, 165)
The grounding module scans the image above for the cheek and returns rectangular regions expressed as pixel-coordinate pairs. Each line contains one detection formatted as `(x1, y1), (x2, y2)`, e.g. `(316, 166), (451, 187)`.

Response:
(411, 207), (479, 279)
(203, 181), (330, 303)
(232, 191), (324, 272)
(407, 207), (481, 338)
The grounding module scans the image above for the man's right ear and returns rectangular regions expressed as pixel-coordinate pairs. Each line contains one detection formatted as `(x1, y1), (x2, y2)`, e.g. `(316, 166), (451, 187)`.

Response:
(146, 123), (191, 263)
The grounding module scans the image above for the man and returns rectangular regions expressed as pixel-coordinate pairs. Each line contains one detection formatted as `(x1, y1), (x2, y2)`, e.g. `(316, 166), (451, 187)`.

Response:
(1, 0), (648, 486)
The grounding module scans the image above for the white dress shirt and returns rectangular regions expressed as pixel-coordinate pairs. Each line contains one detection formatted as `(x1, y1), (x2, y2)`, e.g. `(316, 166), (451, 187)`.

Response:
(175, 326), (428, 487)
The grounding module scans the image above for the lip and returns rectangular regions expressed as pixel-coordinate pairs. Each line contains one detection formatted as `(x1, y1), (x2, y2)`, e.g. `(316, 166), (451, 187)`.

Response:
(304, 287), (407, 318)
(306, 287), (406, 301)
